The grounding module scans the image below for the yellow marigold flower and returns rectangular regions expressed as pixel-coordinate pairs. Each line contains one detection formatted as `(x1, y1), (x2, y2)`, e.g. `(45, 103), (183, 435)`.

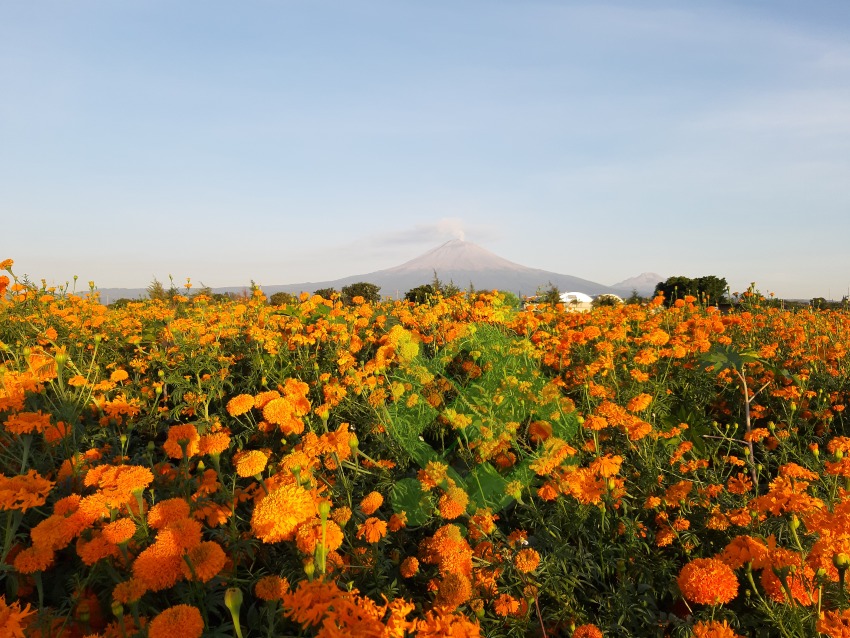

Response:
(182, 541), (227, 582)
(163, 424), (200, 459)
(0, 259), (13, 271)
(356, 517), (388, 543)
(360, 491), (384, 515)
(226, 394), (255, 417)
(251, 483), (316, 543)
(510, 548), (539, 574)
(677, 558), (738, 605)
(110, 369), (129, 383)
(255, 575), (290, 601)
(102, 518), (137, 545)
(148, 604), (204, 638)
(234, 450), (269, 478)
(0, 594), (34, 638)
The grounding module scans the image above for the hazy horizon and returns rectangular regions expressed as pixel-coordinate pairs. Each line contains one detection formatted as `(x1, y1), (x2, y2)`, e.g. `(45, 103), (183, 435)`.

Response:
(3, 1), (850, 299)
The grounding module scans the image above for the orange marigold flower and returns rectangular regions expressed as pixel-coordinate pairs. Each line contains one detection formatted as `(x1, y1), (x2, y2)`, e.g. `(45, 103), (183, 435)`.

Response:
(13, 544), (54, 574)
(77, 531), (121, 565)
(400, 556), (419, 578)
(627, 393), (653, 412)
(0, 594), (34, 638)
(147, 498), (192, 529)
(528, 420), (553, 444)
(388, 512), (407, 532)
(356, 517), (388, 543)
(331, 506), (352, 527)
(718, 535), (769, 570)
(818, 608), (850, 638)
(677, 558), (739, 605)
(182, 541), (227, 582)
(692, 619), (745, 638)
(262, 397), (293, 425)
(148, 604), (204, 638)
(572, 624), (603, 638)
(132, 542), (184, 591)
(438, 486), (469, 520)
(158, 517), (203, 553)
(234, 449), (269, 478)
(360, 491), (384, 515)
(0, 470), (54, 513)
(113, 578), (148, 604)
(226, 394), (255, 417)
(102, 518), (137, 545)
(199, 431), (231, 456)
(110, 369), (129, 383)
(251, 483), (316, 543)
(163, 424), (200, 459)
(253, 390), (281, 409)
(493, 593), (520, 617)
(434, 572), (472, 611)
(295, 519), (344, 555)
(514, 548), (541, 573)
(4, 410), (52, 435)
(255, 575), (290, 601)
(414, 610), (481, 637)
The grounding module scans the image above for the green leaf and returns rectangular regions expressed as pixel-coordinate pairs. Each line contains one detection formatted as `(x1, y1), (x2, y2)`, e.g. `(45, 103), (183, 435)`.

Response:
(390, 478), (430, 526)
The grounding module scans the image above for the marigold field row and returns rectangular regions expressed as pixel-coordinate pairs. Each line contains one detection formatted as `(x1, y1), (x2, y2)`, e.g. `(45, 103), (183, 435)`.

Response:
(2, 259), (850, 637)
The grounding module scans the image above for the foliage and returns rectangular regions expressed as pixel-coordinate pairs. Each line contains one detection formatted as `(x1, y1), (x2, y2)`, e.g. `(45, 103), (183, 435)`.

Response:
(404, 284), (436, 304)
(313, 287), (337, 299)
(341, 282), (381, 305)
(269, 291), (297, 306)
(654, 275), (728, 306)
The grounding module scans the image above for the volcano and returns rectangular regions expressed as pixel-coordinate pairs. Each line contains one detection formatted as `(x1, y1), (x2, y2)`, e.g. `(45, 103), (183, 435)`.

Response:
(261, 239), (621, 299)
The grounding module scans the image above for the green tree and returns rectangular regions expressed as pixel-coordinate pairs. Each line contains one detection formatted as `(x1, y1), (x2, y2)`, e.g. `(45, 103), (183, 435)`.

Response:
(269, 291), (297, 306)
(313, 288), (337, 300)
(405, 284), (437, 305)
(592, 294), (622, 308)
(147, 278), (168, 301)
(497, 290), (521, 309)
(341, 282), (381, 305)
(537, 282), (561, 307)
(654, 275), (728, 307)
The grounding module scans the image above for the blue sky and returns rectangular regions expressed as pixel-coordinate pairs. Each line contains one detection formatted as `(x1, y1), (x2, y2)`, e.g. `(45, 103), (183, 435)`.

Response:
(3, 1), (850, 299)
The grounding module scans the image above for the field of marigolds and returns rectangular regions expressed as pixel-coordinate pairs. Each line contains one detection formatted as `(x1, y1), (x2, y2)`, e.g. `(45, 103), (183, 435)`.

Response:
(3, 259), (850, 638)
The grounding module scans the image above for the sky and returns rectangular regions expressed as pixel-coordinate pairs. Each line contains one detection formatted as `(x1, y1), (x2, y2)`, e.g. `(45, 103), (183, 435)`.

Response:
(2, 1), (850, 299)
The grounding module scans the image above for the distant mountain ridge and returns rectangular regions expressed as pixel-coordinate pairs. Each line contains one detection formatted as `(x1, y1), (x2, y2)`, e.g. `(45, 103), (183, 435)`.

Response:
(610, 272), (664, 296)
(94, 240), (657, 302)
